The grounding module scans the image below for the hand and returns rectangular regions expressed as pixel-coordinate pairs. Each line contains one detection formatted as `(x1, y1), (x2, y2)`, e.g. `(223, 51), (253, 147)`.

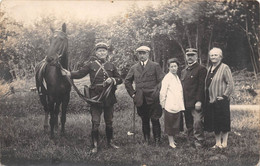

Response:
(103, 78), (113, 87)
(217, 96), (224, 100)
(195, 101), (202, 110)
(105, 78), (112, 84)
(61, 69), (70, 76)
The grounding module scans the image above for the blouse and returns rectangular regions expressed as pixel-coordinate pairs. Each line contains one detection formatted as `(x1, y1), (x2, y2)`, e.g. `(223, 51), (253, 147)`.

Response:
(160, 72), (185, 113)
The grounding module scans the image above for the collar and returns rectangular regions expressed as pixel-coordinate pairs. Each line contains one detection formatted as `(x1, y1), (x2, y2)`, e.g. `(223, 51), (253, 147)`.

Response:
(188, 61), (197, 66)
(140, 59), (148, 66)
(186, 62), (198, 70)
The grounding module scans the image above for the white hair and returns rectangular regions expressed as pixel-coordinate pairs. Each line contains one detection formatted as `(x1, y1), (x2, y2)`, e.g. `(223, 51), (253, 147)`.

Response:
(209, 47), (223, 57)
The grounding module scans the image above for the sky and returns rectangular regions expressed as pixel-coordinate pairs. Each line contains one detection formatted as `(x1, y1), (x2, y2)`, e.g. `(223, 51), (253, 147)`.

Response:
(1, 0), (161, 25)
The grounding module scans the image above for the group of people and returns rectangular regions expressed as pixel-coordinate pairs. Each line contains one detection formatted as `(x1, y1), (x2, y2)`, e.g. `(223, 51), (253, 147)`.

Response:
(61, 42), (234, 153)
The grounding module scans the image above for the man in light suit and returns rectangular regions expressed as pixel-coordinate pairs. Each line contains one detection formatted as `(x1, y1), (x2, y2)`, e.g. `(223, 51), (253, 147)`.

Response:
(125, 46), (165, 145)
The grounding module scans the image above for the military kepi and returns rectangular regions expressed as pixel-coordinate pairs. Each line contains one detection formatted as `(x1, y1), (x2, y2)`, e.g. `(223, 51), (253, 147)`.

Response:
(95, 42), (109, 51)
(185, 48), (197, 55)
(136, 46), (151, 52)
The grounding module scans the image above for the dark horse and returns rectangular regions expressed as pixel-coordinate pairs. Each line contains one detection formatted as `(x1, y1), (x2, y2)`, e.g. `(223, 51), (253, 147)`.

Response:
(35, 23), (71, 138)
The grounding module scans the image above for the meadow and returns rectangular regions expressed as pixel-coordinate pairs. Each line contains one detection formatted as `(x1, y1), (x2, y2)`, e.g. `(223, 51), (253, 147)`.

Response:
(0, 73), (259, 166)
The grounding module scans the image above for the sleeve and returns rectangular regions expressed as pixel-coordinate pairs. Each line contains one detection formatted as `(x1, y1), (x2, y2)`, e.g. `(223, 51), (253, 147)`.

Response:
(160, 75), (168, 108)
(196, 66), (207, 103)
(223, 66), (234, 98)
(112, 65), (123, 85)
(124, 66), (135, 97)
(155, 63), (165, 89)
(70, 64), (90, 79)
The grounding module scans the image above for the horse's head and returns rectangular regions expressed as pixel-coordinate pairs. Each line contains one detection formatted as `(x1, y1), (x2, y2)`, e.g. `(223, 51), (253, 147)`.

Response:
(47, 23), (69, 69)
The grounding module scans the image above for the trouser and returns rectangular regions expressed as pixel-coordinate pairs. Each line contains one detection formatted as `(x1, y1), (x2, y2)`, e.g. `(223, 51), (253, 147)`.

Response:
(137, 100), (162, 142)
(184, 107), (204, 141)
(90, 105), (114, 146)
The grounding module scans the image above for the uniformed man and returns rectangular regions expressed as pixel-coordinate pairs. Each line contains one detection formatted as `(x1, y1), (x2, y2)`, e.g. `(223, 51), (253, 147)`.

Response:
(125, 46), (165, 146)
(61, 42), (122, 153)
(181, 48), (207, 148)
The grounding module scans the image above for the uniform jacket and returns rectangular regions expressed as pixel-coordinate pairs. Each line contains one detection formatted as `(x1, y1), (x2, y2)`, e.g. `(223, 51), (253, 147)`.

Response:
(70, 59), (122, 106)
(181, 62), (207, 108)
(125, 60), (165, 107)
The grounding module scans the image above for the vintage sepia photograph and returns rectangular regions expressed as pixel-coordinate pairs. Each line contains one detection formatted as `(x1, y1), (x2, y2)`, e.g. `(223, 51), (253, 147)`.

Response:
(0, 0), (259, 165)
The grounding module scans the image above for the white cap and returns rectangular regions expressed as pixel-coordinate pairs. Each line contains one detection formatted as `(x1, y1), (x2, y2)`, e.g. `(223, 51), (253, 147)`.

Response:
(136, 46), (151, 52)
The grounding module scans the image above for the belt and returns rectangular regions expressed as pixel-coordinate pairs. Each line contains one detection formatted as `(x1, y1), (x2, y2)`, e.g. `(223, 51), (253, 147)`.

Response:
(91, 84), (103, 88)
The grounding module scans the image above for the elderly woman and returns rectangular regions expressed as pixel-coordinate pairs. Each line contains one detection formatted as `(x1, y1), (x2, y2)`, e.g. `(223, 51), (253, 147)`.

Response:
(160, 58), (185, 148)
(204, 47), (234, 149)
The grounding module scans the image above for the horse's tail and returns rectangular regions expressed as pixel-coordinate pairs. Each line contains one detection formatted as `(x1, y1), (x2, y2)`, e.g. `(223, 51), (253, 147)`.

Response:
(35, 61), (49, 112)
(35, 60), (48, 95)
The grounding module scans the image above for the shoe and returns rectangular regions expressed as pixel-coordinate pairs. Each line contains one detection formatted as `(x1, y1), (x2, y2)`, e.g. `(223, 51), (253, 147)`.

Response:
(194, 140), (204, 148)
(221, 144), (227, 149)
(155, 138), (161, 147)
(169, 143), (176, 149)
(211, 144), (222, 149)
(108, 142), (119, 149)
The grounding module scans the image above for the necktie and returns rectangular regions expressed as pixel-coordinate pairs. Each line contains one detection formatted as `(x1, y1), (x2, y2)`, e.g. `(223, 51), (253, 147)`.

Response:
(141, 62), (144, 69)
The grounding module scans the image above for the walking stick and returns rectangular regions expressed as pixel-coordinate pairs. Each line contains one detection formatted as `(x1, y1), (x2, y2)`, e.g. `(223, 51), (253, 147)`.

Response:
(133, 104), (136, 141)
(127, 102), (136, 141)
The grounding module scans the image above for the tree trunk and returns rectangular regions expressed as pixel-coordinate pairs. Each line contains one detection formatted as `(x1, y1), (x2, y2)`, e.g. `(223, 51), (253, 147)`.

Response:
(207, 27), (214, 68)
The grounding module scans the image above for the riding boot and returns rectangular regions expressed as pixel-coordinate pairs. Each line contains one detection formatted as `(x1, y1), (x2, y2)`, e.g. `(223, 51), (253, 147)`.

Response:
(106, 127), (119, 149)
(152, 119), (161, 146)
(142, 118), (151, 145)
(91, 130), (99, 153)
(142, 126), (151, 145)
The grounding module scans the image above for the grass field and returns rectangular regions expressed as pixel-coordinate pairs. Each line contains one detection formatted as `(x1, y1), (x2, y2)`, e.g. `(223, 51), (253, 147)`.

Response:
(0, 76), (259, 166)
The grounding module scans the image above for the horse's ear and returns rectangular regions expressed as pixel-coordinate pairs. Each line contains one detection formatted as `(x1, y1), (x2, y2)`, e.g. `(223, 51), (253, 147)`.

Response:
(62, 23), (66, 33)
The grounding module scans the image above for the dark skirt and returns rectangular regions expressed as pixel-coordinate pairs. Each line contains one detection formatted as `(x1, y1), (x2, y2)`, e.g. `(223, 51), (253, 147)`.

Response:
(204, 99), (231, 133)
(164, 110), (182, 136)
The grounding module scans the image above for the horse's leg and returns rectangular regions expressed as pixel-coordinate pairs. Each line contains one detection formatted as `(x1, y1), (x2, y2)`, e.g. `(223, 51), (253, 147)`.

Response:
(60, 93), (70, 136)
(39, 93), (49, 132)
(48, 96), (56, 139)
(54, 102), (61, 131)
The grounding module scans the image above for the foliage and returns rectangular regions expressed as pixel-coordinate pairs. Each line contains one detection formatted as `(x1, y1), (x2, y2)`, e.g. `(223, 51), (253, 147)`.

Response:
(0, 0), (258, 79)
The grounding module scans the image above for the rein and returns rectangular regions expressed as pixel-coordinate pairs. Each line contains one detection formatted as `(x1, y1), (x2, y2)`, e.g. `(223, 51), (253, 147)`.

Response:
(57, 62), (113, 106)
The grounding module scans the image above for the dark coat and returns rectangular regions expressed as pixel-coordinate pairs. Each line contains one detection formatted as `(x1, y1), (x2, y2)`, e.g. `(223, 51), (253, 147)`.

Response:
(124, 60), (165, 107)
(70, 59), (122, 106)
(181, 62), (207, 108)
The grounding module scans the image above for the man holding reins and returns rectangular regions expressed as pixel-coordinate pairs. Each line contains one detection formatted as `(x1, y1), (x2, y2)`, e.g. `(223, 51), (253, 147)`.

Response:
(61, 42), (122, 153)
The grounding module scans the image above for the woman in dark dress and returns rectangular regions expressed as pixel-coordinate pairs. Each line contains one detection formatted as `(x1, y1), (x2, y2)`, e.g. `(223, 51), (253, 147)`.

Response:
(204, 47), (234, 149)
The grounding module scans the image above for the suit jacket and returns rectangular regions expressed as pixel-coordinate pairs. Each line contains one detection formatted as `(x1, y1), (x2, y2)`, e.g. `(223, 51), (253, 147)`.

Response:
(181, 62), (207, 108)
(71, 59), (122, 106)
(125, 60), (165, 107)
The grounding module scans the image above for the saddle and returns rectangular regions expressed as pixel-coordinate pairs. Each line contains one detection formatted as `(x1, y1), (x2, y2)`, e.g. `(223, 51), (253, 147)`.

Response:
(36, 55), (61, 94)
